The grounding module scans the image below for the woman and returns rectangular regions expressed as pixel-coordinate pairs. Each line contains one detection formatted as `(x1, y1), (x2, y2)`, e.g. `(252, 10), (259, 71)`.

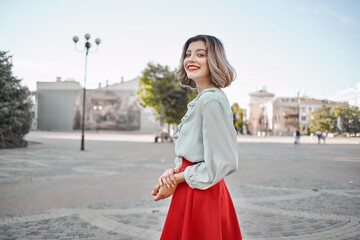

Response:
(152, 35), (242, 240)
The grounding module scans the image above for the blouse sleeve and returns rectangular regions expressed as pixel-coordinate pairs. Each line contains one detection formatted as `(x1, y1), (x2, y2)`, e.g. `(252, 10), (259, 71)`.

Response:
(174, 156), (182, 169)
(183, 100), (238, 190)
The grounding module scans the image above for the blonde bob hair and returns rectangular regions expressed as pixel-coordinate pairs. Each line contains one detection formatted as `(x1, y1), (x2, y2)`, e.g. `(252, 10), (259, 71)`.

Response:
(176, 35), (236, 89)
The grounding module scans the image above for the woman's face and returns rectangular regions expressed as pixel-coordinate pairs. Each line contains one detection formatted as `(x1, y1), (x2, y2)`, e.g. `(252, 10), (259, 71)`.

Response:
(183, 40), (210, 82)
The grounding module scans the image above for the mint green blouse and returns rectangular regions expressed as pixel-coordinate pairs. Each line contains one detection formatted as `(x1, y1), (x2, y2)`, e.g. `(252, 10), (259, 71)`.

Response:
(173, 88), (239, 190)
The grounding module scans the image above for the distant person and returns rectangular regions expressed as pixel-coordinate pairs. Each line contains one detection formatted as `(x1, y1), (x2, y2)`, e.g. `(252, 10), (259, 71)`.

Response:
(294, 128), (301, 147)
(322, 130), (328, 144)
(154, 127), (162, 143)
(164, 132), (173, 142)
(155, 126), (172, 143)
(316, 129), (322, 144)
(152, 35), (242, 239)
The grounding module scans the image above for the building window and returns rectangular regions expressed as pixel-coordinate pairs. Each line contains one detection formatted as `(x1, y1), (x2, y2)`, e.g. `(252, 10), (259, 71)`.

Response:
(301, 116), (306, 121)
(276, 107), (280, 111)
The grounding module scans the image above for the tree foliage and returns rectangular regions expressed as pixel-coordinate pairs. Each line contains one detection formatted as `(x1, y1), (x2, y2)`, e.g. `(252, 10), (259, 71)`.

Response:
(336, 106), (360, 136)
(310, 105), (360, 136)
(231, 103), (243, 134)
(0, 51), (32, 149)
(309, 106), (337, 133)
(137, 63), (197, 126)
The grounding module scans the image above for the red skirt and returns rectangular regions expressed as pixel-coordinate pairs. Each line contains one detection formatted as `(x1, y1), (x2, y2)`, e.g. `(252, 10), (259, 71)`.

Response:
(160, 158), (242, 240)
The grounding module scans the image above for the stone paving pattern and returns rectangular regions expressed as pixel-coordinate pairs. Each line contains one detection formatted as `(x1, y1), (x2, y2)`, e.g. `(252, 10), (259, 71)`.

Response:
(0, 131), (359, 239)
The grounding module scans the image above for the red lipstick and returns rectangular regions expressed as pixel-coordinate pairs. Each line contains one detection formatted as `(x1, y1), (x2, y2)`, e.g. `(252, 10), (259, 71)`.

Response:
(187, 65), (200, 72)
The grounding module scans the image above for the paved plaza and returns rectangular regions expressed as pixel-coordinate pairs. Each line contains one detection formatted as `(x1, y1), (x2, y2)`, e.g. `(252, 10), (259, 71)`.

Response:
(0, 131), (359, 240)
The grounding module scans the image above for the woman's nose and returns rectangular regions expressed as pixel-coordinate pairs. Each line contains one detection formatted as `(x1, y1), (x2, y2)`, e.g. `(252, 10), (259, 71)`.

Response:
(188, 54), (195, 62)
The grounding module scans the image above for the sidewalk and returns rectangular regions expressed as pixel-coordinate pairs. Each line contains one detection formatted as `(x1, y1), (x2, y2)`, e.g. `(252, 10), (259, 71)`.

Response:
(236, 135), (360, 144)
(28, 130), (360, 144)
(0, 131), (359, 239)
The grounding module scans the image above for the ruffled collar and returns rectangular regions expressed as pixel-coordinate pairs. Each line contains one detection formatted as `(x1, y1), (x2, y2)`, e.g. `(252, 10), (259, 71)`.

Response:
(174, 88), (222, 141)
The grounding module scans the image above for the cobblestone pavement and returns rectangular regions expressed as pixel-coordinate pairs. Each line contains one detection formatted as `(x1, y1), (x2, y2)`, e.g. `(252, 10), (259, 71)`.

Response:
(0, 131), (359, 239)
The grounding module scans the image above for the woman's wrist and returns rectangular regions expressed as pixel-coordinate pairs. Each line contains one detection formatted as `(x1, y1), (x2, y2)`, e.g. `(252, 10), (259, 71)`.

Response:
(174, 172), (185, 184)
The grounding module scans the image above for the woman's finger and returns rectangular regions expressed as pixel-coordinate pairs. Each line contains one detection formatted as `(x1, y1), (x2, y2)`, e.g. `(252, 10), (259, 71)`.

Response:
(160, 176), (168, 188)
(167, 176), (176, 188)
(163, 176), (174, 188)
(159, 177), (163, 187)
(159, 168), (176, 188)
(164, 175), (175, 188)
(165, 169), (176, 187)
(162, 177), (170, 188)
(154, 193), (162, 201)
(152, 184), (160, 197)
(164, 170), (171, 178)
(169, 174), (176, 187)
(166, 168), (174, 176)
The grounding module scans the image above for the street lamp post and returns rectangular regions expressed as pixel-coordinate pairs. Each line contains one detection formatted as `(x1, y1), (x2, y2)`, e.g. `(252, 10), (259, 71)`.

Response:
(72, 33), (101, 151)
(297, 89), (300, 131)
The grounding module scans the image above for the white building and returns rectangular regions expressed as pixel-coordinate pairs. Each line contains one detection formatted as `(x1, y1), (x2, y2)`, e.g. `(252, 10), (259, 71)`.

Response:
(36, 77), (160, 133)
(247, 88), (275, 135)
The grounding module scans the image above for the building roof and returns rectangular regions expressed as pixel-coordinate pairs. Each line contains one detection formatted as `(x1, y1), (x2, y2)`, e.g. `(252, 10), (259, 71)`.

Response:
(101, 77), (140, 91)
(37, 80), (82, 90)
(37, 77), (140, 92)
(274, 96), (342, 106)
(249, 89), (275, 98)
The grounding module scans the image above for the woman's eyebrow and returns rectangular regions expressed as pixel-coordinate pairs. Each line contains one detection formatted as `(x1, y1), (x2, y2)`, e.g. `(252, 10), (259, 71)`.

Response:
(186, 49), (206, 52)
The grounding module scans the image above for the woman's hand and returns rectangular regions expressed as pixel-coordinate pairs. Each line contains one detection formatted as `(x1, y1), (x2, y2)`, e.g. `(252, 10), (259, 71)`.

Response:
(152, 172), (185, 201)
(159, 166), (181, 188)
(152, 183), (177, 201)
(152, 183), (161, 198)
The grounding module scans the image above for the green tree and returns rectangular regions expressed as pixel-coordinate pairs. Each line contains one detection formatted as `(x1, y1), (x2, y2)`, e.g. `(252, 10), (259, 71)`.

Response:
(337, 106), (360, 136)
(0, 51), (32, 149)
(309, 106), (337, 133)
(137, 63), (197, 129)
(231, 103), (243, 134)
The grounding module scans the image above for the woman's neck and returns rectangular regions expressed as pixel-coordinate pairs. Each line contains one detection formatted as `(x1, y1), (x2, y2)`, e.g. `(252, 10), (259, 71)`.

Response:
(196, 82), (219, 94)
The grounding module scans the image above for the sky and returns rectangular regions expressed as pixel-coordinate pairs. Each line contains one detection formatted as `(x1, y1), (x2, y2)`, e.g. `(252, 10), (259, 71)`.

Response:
(1, 0), (359, 108)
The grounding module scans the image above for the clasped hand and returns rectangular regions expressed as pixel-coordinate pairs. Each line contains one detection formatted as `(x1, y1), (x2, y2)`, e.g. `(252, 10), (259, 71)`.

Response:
(152, 166), (181, 201)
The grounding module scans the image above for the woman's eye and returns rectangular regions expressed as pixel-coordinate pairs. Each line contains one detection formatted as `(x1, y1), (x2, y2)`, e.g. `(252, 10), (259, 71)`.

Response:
(198, 54), (205, 57)
(185, 53), (190, 57)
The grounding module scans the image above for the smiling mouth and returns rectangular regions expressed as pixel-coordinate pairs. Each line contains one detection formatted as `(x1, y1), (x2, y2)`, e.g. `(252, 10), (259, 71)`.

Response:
(187, 65), (200, 71)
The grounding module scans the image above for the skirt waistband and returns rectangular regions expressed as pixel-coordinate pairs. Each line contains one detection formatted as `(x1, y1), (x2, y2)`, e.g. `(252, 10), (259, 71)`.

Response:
(180, 157), (197, 173)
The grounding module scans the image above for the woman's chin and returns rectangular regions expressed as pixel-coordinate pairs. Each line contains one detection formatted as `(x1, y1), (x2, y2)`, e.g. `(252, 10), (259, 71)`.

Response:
(187, 73), (200, 80)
